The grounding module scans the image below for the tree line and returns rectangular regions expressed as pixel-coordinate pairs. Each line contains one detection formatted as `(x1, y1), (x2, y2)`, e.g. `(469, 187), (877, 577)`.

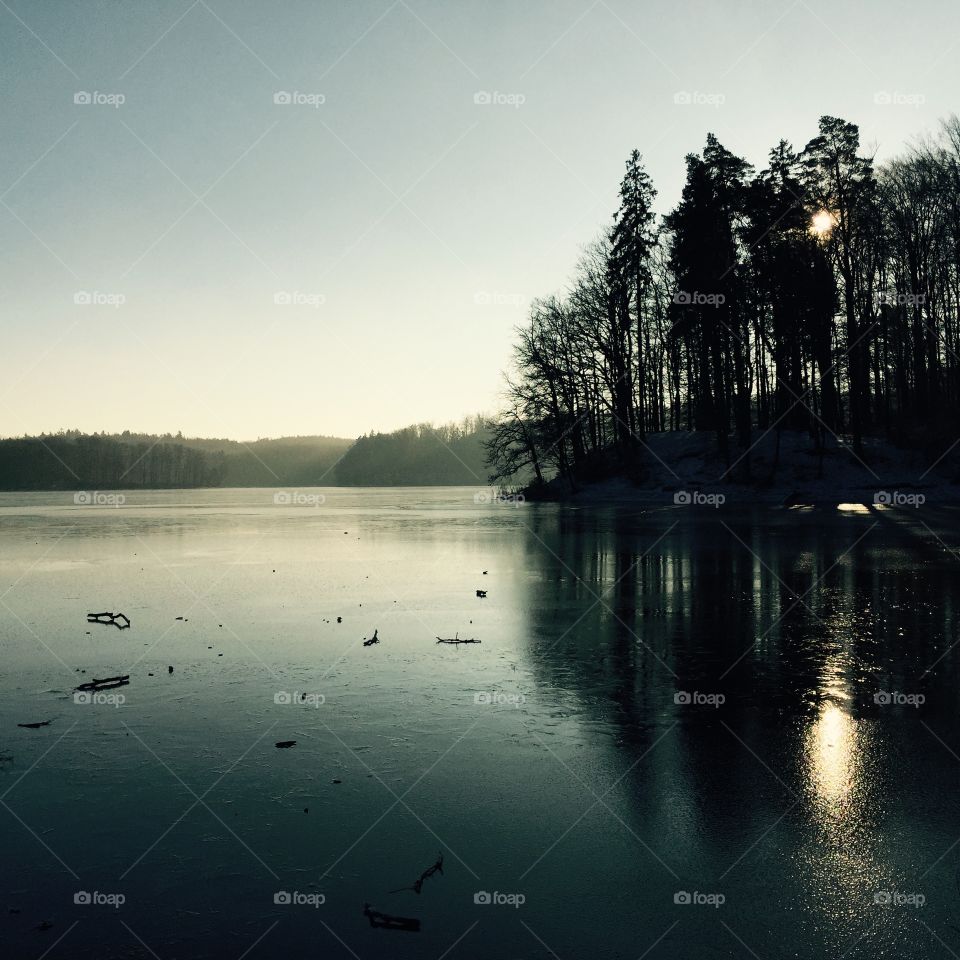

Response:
(0, 421), (489, 490)
(334, 418), (488, 485)
(486, 115), (960, 489)
(0, 434), (225, 490)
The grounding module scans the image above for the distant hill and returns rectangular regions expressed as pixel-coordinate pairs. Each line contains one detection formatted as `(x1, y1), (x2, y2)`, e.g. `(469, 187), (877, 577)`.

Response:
(0, 431), (350, 490)
(218, 435), (352, 486)
(0, 421), (490, 490)
(333, 419), (489, 486)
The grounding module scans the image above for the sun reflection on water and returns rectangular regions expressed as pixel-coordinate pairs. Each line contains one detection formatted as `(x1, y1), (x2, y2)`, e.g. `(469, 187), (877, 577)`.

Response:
(797, 692), (891, 938)
(807, 701), (856, 810)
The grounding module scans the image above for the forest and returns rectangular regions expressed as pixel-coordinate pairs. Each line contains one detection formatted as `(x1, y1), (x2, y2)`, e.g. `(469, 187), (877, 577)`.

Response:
(0, 423), (488, 490)
(0, 432), (225, 490)
(333, 418), (488, 485)
(486, 116), (960, 491)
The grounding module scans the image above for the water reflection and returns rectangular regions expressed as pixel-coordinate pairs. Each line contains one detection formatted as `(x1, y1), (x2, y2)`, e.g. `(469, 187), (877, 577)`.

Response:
(807, 700), (856, 809)
(517, 504), (957, 957)
(2, 494), (958, 959)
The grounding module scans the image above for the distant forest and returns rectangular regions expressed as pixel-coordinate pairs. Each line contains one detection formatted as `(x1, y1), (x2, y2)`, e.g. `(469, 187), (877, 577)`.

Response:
(335, 419), (487, 485)
(487, 115), (960, 488)
(0, 421), (488, 490)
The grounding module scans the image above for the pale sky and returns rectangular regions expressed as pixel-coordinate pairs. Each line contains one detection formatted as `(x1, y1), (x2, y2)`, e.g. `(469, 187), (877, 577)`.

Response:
(1, 0), (956, 439)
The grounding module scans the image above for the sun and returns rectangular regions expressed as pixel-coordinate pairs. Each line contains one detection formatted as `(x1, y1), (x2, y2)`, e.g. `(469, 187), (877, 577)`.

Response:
(811, 209), (836, 236)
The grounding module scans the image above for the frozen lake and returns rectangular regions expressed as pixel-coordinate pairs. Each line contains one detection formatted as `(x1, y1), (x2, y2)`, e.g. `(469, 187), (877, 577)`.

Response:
(2, 488), (959, 958)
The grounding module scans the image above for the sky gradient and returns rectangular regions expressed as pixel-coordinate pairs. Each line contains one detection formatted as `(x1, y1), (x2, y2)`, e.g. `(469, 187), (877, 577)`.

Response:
(1, 0), (957, 439)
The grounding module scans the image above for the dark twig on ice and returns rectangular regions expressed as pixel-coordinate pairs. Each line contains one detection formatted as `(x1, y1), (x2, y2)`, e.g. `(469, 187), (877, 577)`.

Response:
(363, 903), (420, 932)
(363, 628), (380, 647)
(389, 851), (444, 894)
(75, 675), (129, 692)
(86, 611), (131, 630)
(18, 719), (54, 728)
(436, 633), (480, 645)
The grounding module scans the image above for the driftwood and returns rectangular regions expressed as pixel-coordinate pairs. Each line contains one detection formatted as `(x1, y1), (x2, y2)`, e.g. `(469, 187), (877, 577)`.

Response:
(87, 612), (131, 630)
(389, 852), (443, 895)
(363, 903), (420, 932)
(18, 720), (53, 729)
(363, 629), (380, 647)
(75, 675), (129, 692)
(436, 633), (480, 645)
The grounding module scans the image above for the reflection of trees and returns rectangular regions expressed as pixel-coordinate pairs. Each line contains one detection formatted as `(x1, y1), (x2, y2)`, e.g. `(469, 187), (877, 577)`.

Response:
(515, 506), (960, 955)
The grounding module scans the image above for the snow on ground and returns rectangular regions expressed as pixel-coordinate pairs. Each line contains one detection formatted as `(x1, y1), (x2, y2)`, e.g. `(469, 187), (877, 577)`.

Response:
(557, 430), (957, 505)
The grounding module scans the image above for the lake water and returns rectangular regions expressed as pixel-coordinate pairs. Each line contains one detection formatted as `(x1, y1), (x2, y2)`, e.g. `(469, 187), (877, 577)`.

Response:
(2, 488), (959, 958)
